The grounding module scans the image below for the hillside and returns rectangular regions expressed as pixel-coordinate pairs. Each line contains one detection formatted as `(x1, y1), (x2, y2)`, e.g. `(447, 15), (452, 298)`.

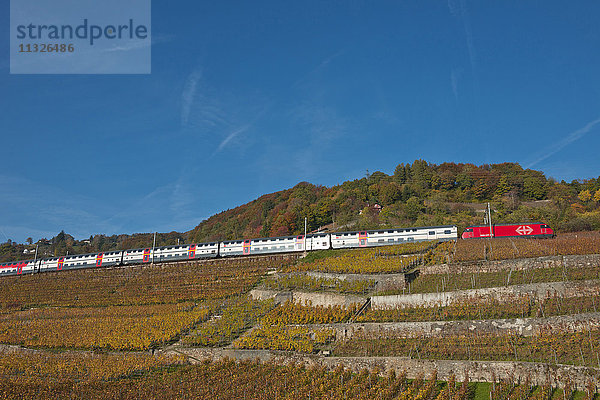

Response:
(3, 160), (600, 263)
(188, 160), (600, 242)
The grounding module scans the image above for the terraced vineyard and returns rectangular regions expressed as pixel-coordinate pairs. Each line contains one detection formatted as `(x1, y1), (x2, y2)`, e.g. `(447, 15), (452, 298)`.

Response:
(403, 262), (600, 294)
(451, 231), (600, 262)
(334, 329), (600, 368)
(357, 293), (600, 322)
(0, 302), (210, 350)
(0, 258), (278, 352)
(0, 257), (276, 308)
(1, 234), (600, 398)
(288, 241), (434, 274)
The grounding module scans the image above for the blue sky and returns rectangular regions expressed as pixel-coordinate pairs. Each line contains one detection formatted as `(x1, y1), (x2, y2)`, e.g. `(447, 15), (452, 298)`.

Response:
(2, 1), (600, 242)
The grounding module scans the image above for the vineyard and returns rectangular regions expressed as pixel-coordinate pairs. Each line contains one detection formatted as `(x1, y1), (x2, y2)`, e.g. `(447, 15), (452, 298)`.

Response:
(1, 233), (600, 397)
(0, 302), (210, 350)
(357, 293), (600, 323)
(234, 325), (335, 352)
(1, 353), (595, 399)
(333, 328), (600, 369)
(0, 351), (183, 383)
(263, 273), (376, 294)
(402, 262), (600, 294)
(261, 301), (358, 325)
(0, 355), (475, 400)
(232, 302), (360, 352)
(182, 297), (275, 347)
(289, 241), (434, 274)
(0, 257), (277, 308)
(451, 232), (600, 262)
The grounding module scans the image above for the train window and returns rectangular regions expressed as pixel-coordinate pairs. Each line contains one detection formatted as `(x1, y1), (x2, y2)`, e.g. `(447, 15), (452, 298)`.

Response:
(429, 231), (435, 235)
(407, 237), (414, 241)
(444, 230), (451, 234)
(378, 239), (384, 242)
(388, 239), (394, 242)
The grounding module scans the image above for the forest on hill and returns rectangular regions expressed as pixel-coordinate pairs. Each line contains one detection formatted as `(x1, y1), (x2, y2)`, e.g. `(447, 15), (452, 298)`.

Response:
(188, 160), (600, 242)
(2, 160), (600, 262)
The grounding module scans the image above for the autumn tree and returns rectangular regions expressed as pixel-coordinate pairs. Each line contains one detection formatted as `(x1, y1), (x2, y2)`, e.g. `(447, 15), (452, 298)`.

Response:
(578, 190), (592, 202)
(405, 197), (424, 220)
(495, 175), (511, 196)
(523, 176), (547, 200)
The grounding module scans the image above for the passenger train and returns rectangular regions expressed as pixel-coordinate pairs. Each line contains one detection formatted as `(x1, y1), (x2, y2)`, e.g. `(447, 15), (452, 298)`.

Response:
(0, 225), (458, 277)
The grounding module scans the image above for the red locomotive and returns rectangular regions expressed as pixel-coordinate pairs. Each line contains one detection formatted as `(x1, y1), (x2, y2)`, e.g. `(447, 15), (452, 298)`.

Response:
(461, 222), (554, 239)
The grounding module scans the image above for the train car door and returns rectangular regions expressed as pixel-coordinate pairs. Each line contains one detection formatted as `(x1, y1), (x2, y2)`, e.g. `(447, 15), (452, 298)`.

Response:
(243, 240), (251, 255)
(57, 257), (64, 271)
(143, 249), (151, 263)
(296, 235), (304, 251)
(359, 231), (368, 247)
(188, 244), (197, 259)
(17, 263), (23, 275)
(96, 253), (103, 267)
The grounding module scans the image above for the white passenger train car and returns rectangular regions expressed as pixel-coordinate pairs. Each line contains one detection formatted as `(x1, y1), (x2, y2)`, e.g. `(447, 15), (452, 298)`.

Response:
(221, 235), (301, 256)
(245, 235), (300, 255)
(188, 242), (219, 259)
(306, 233), (331, 251)
(122, 248), (153, 265)
(0, 259), (35, 276)
(38, 251), (120, 272)
(220, 233), (331, 257)
(331, 225), (457, 249)
(152, 243), (218, 262)
(219, 239), (245, 256)
(94, 251), (123, 267)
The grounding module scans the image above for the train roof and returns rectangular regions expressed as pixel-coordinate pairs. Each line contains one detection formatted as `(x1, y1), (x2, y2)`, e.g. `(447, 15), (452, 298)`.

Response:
(464, 222), (548, 228)
(331, 225), (457, 236)
(0, 259), (33, 266)
(126, 242), (218, 251)
(222, 232), (329, 244)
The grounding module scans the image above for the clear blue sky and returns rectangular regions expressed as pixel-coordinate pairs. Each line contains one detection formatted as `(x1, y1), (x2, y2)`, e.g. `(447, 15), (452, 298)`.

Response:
(2, 1), (600, 242)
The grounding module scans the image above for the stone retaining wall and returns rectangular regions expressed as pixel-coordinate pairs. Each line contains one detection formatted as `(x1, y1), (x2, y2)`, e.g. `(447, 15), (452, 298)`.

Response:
(165, 346), (600, 390)
(252, 280), (600, 309)
(420, 254), (600, 275)
(250, 289), (366, 307)
(305, 271), (406, 291)
(293, 312), (600, 339)
(371, 279), (600, 309)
